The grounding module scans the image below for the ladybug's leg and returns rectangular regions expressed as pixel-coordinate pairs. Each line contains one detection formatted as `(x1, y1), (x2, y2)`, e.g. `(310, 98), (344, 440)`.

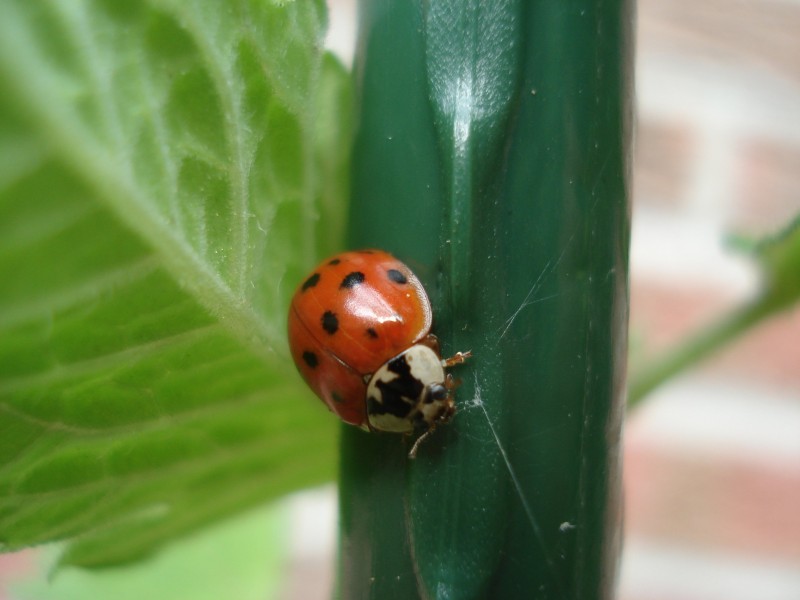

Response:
(408, 407), (456, 459)
(419, 333), (441, 354)
(408, 428), (435, 459)
(444, 372), (461, 392)
(420, 335), (471, 368)
(441, 350), (472, 368)
(407, 381), (457, 459)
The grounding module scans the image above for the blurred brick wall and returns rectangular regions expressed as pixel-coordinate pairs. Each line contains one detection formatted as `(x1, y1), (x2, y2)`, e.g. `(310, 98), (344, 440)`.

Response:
(624, 0), (800, 597)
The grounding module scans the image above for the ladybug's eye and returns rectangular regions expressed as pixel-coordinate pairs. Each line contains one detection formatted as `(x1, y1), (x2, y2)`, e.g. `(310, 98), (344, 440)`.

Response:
(428, 384), (447, 402)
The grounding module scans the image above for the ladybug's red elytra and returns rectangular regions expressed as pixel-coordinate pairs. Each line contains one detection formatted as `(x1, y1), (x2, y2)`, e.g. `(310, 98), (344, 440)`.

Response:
(287, 249), (470, 456)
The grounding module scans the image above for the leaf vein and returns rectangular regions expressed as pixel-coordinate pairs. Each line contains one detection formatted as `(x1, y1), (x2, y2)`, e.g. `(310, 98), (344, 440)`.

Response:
(0, 256), (160, 331)
(0, 323), (223, 394)
(3, 421), (331, 504)
(160, 1), (251, 295)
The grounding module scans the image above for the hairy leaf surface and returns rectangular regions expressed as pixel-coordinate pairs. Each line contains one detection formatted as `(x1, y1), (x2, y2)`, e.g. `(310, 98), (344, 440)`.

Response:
(0, 0), (347, 566)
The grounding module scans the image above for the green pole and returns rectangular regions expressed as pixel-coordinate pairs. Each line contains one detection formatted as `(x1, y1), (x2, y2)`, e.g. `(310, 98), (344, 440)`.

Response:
(339, 1), (633, 598)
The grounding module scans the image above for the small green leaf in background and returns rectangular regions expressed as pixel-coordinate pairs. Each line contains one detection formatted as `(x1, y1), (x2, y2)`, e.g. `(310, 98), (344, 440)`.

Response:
(756, 213), (800, 311)
(0, 0), (349, 567)
(12, 503), (287, 600)
(629, 213), (800, 406)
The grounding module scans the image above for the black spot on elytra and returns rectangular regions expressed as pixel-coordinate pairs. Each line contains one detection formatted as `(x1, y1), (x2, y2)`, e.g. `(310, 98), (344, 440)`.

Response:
(340, 271), (365, 289)
(301, 273), (320, 291)
(321, 311), (339, 335)
(387, 269), (407, 284)
(331, 391), (344, 404)
(366, 327), (378, 339)
(328, 258), (341, 265)
(302, 351), (318, 368)
(370, 354), (423, 418)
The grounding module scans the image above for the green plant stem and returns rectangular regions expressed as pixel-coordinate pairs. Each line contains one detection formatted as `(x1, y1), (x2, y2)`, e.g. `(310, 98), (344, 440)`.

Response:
(628, 296), (785, 408)
(339, 1), (633, 598)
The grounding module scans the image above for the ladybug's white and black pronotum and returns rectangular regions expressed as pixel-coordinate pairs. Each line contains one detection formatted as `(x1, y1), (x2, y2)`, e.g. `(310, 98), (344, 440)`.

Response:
(287, 249), (470, 457)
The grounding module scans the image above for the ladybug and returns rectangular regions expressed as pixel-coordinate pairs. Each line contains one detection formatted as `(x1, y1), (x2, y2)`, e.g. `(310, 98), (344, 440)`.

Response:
(287, 249), (470, 456)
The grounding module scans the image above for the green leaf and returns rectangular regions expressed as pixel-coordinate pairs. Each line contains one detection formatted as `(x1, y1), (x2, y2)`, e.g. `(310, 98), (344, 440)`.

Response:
(756, 212), (800, 311)
(629, 213), (800, 406)
(0, 0), (347, 566)
(12, 503), (287, 600)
